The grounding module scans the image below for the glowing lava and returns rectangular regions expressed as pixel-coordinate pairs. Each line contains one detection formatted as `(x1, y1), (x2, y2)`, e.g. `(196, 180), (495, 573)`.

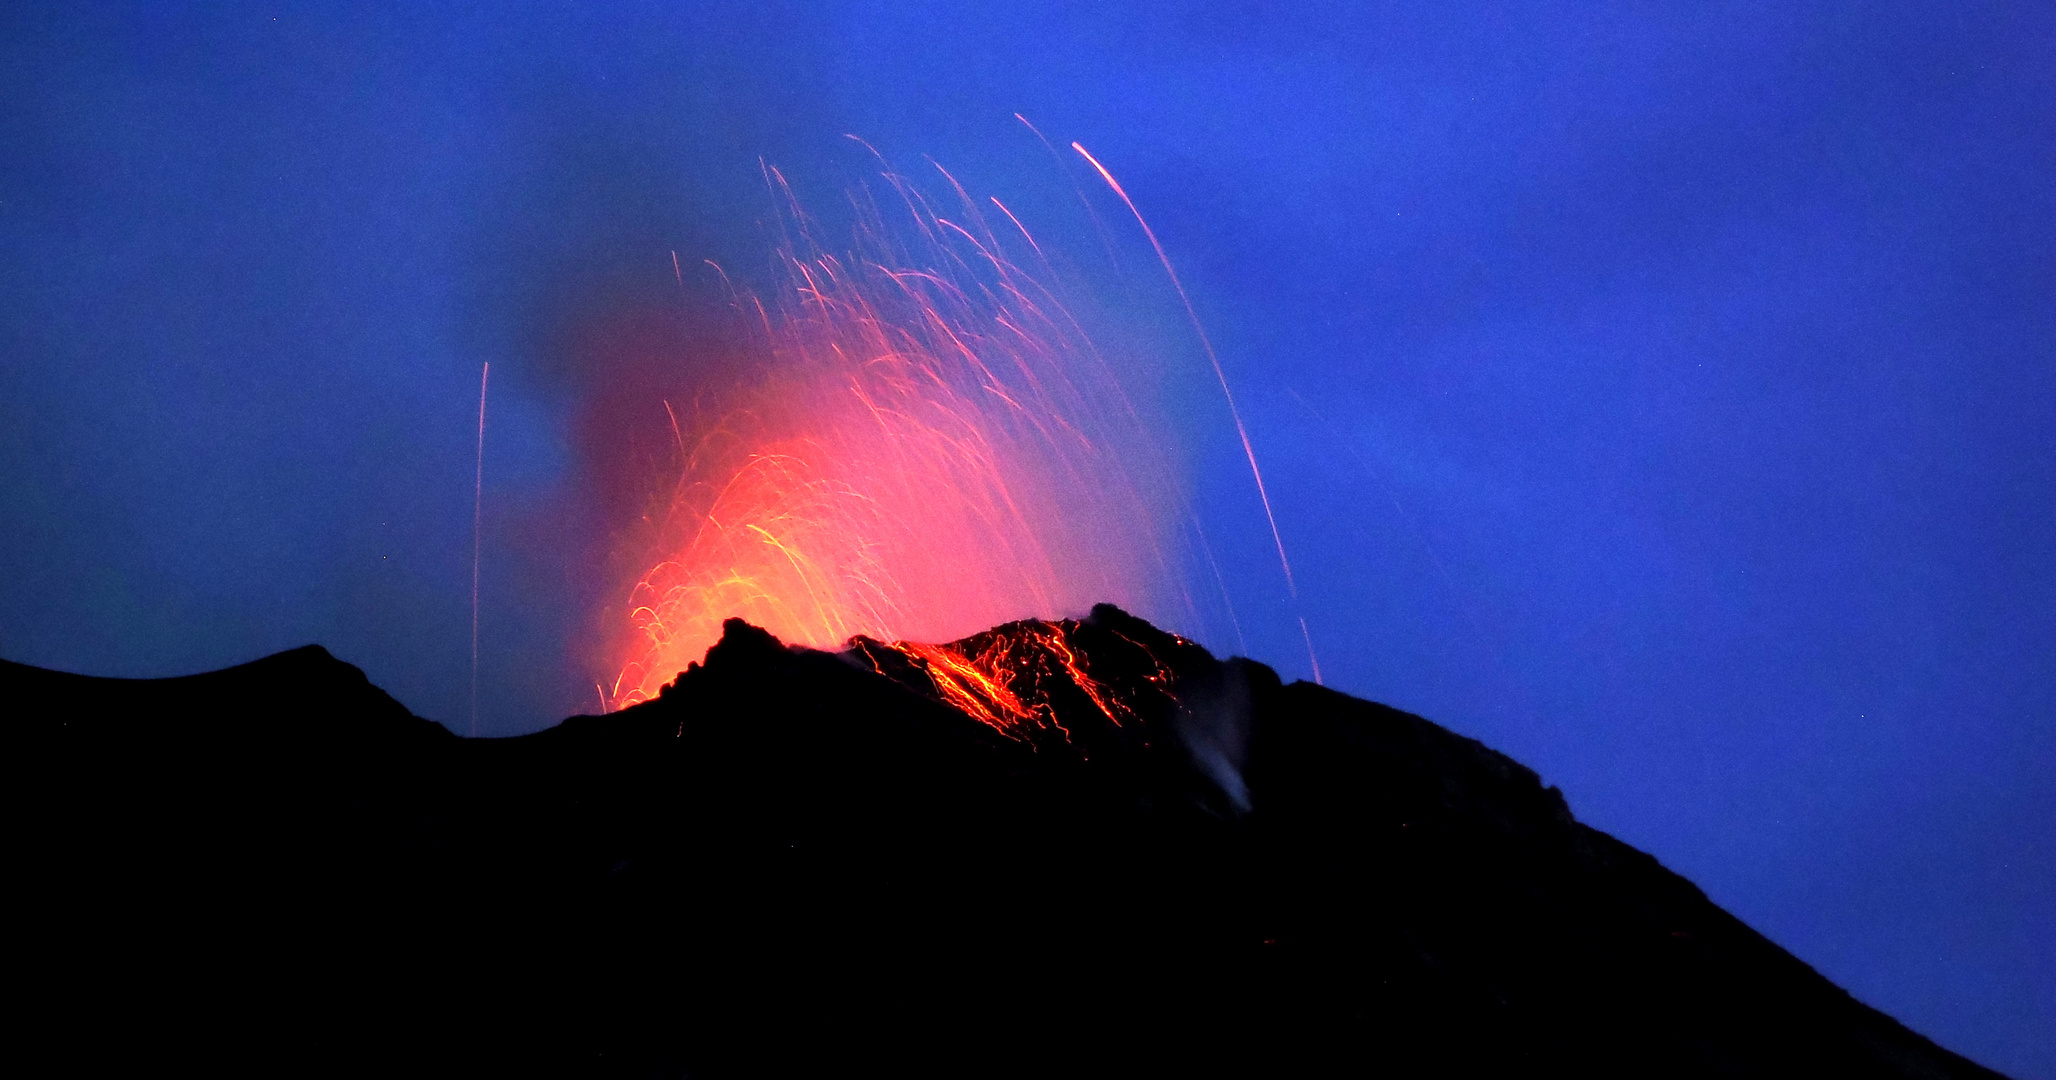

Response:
(606, 162), (1187, 710)
(849, 616), (1174, 741)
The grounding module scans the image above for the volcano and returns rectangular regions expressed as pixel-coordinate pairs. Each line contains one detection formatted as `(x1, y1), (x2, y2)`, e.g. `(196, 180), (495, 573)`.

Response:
(11, 606), (2005, 1077)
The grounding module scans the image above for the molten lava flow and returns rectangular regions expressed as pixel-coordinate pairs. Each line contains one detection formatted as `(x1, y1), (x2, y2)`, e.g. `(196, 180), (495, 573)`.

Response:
(847, 615), (1185, 745)
(607, 163), (1188, 710)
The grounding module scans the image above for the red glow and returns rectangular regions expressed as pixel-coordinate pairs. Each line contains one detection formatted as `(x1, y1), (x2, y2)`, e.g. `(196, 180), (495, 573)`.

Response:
(849, 617), (1170, 741)
(606, 164), (1185, 710)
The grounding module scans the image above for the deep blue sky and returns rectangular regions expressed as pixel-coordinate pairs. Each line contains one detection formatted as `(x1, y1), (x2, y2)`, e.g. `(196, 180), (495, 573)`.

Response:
(3, 2), (2049, 1073)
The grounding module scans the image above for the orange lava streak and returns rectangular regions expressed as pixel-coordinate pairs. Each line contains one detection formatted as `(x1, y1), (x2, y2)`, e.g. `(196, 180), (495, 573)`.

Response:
(888, 639), (1036, 733)
(1034, 623), (1129, 728)
(850, 617), (1155, 742)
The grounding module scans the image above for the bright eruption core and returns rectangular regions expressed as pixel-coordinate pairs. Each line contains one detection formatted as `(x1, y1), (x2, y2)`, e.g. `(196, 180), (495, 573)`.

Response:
(606, 162), (1188, 709)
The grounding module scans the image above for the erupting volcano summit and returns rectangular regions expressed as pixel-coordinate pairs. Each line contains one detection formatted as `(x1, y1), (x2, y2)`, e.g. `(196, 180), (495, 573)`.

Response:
(12, 606), (2006, 1077)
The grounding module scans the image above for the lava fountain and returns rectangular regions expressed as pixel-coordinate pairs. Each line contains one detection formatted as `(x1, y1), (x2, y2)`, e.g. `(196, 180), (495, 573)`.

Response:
(606, 157), (1197, 711)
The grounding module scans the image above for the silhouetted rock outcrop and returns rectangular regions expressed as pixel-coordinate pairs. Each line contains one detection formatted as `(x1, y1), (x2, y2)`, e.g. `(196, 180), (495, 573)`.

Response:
(9, 607), (2007, 1077)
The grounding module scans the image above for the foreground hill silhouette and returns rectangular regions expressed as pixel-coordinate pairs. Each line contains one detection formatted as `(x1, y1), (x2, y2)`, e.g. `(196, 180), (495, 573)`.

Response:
(11, 605), (2006, 1078)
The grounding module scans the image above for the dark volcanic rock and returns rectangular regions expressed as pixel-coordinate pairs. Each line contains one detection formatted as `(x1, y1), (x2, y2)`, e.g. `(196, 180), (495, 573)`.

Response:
(9, 608), (2006, 1078)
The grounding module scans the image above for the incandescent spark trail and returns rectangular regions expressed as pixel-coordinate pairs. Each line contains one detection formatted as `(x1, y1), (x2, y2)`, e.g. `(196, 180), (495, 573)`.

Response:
(472, 360), (489, 737)
(1070, 142), (1321, 682)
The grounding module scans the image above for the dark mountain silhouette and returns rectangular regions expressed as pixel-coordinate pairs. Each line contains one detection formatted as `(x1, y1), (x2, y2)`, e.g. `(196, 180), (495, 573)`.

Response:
(11, 605), (2006, 1078)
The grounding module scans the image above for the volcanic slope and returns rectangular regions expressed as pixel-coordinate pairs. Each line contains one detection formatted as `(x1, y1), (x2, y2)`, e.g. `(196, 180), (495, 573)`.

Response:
(10, 605), (2007, 1078)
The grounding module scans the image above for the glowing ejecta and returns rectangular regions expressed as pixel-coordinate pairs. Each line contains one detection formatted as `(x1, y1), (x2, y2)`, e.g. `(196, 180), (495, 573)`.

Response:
(607, 162), (1188, 710)
(1069, 142), (1322, 684)
(472, 360), (489, 737)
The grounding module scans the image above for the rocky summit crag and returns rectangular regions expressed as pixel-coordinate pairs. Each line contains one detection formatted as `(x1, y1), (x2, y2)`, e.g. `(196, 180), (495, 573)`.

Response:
(10, 605), (2007, 1078)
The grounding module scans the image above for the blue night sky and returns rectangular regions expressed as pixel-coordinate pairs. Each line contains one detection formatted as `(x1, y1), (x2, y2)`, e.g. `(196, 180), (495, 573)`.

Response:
(2, 3), (2049, 1073)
